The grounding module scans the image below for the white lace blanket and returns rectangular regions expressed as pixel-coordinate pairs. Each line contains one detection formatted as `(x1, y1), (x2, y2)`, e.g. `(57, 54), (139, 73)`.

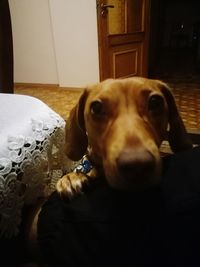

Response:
(0, 93), (68, 237)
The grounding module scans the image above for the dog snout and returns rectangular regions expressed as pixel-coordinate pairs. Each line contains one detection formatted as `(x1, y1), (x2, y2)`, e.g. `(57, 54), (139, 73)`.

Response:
(116, 148), (155, 180)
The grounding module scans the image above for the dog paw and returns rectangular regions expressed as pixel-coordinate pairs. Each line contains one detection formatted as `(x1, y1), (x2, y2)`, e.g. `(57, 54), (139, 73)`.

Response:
(56, 172), (88, 198)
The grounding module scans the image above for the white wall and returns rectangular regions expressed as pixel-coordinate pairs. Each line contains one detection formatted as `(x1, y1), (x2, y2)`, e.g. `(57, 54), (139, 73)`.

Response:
(9, 0), (100, 87)
(49, 0), (100, 87)
(9, 0), (58, 84)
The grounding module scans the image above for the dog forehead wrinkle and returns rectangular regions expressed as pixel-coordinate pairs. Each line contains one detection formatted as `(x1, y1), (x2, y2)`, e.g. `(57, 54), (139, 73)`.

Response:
(89, 82), (127, 109)
(110, 83), (139, 110)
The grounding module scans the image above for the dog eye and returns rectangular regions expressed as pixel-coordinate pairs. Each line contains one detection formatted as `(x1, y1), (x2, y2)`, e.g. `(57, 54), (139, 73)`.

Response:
(148, 95), (164, 113)
(90, 100), (104, 116)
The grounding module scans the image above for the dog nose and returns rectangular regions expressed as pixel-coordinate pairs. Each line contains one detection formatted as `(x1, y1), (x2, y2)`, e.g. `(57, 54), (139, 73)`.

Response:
(116, 148), (155, 179)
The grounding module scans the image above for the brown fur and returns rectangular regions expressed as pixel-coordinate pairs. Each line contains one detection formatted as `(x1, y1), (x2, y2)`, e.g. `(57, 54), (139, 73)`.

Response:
(56, 77), (192, 196)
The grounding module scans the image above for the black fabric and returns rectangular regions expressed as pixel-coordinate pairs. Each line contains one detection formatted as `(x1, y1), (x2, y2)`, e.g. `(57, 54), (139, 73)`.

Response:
(0, 0), (13, 93)
(37, 147), (200, 267)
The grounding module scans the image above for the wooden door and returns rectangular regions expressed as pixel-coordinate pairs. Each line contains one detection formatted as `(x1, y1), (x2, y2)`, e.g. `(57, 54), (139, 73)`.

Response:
(97, 0), (151, 80)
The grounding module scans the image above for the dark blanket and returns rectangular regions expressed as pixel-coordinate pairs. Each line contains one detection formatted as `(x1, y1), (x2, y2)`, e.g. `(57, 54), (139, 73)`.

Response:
(37, 147), (200, 267)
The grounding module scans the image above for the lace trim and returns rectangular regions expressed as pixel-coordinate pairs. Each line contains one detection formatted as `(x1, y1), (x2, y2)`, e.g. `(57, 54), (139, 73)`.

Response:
(0, 112), (69, 238)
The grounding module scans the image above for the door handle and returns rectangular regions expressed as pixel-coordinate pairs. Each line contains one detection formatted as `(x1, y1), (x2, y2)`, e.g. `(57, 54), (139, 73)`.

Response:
(101, 4), (115, 9)
(100, 3), (114, 16)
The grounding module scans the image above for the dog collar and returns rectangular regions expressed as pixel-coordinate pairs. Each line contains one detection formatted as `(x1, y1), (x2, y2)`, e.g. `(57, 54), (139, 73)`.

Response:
(73, 155), (93, 174)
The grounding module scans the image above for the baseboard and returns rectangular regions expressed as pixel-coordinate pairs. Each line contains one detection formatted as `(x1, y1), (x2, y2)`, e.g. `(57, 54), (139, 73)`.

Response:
(14, 83), (83, 91)
(14, 83), (59, 88)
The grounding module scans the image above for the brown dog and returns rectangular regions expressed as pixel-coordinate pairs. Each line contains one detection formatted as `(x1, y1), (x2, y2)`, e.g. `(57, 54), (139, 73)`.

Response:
(56, 77), (192, 196)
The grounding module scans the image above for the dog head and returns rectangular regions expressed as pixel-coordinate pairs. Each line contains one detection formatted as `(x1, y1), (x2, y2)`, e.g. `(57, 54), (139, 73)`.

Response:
(65, 77), (192, 191)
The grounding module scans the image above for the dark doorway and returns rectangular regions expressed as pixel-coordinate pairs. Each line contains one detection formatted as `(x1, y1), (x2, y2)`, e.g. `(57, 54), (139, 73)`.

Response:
(149, 0), (200, 79)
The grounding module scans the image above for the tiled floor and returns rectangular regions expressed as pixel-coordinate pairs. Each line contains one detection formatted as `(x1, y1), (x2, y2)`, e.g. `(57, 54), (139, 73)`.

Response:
(14, 80), (200, 133)
(14, 79), (200, 153)
(14, 85), (83, 120)
(165, 78), (200, 133)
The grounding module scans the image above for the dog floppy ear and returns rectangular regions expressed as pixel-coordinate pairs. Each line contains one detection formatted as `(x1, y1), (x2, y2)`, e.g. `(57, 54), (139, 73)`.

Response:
(160, 83), (192, 152)
(65, 89), (89, 161)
